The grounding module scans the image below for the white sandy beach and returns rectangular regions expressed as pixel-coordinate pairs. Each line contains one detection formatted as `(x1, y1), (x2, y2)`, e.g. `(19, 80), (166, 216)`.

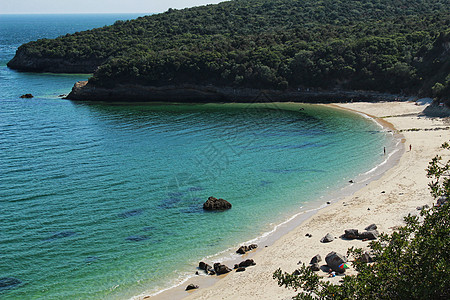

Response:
(143, 101), (449, 300)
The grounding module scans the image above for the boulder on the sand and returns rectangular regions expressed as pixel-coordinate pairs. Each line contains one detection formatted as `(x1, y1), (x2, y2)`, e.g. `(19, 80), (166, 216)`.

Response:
(20, 94), (33, 99)
(185, 284), (199, 291)
(416, 205), (429, 210)
(203, 196), (232, 210)
(238, 259), (256, 268)
(309, 263), (320, 271)
(365, 224), (377, 231)
(236, 244), (258, 254)
(358, 230), (379, 240)
(320, 233), (335, 243)
(343, 229), (359, 239)
(292, 269), (301, 276)
(360, 251), (376, 263)
(310, 254), (322, 264)
(236, 267), (246, 272)
(213, 263), (232, 275)
(325, 251), (347, 272)
(199, 261), (212, 273)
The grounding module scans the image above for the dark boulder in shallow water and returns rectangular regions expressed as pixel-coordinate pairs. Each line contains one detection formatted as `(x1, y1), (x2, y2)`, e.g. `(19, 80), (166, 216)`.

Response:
(203, 196), (232, 211)
(0, 277), (21, 290)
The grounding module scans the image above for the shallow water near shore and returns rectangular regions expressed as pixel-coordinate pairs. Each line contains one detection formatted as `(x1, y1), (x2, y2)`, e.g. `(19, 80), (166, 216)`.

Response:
(1, 14), (395, 299)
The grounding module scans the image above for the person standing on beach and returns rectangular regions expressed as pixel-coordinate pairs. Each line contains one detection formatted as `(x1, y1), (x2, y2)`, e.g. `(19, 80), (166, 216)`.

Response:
(384, 147), (386, 155)
(410, 144), (412, 151)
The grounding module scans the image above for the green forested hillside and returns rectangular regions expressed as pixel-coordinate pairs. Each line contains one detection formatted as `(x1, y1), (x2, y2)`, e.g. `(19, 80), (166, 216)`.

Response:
(8, 0), (450, 99)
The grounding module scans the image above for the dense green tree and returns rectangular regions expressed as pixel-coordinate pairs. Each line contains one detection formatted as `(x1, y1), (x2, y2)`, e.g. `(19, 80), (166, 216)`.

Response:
(7, 0), (450, 101)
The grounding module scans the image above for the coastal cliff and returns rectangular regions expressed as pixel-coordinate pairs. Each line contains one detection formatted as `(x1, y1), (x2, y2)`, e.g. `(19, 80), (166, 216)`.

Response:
(66, 81), (411, 103)
(7, 48), (102, 73)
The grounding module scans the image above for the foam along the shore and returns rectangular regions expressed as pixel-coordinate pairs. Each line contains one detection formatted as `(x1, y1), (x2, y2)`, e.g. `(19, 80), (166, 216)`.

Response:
(138, 100), (449, 300)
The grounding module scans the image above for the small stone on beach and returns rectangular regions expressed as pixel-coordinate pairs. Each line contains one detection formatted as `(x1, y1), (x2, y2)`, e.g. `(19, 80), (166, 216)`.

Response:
(185, 284), (199, 291)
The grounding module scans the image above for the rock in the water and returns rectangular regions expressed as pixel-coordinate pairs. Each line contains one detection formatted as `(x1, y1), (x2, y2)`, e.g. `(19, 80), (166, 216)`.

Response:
(20, 94), (33, 99)
(199, 262), (212, 273)
(358, 230), (379, 240)
(238, 259), (256, 268)
(236, 244), (258, 254)
(325, 251), (347, 273)
(203, 196), (232, 210)
(0, 277), (21, 290)
(364, 224), (377, 231)
(320, 233), (335, 243)
(236, 267), (246, 272)
(343, 229), (359, 239)
(309, 263), (320, 271)
(310, 254), (322, 264)
(213, 263), (232, 275)
(185, 284), (199, 291)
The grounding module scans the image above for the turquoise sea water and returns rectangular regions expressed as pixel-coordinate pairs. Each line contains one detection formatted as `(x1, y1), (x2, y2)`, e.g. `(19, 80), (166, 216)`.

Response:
(0, 15), (394, 299)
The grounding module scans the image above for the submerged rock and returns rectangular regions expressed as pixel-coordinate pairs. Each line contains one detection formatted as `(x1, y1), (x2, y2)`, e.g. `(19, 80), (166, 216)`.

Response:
(203, 196), (232, 210)
(45, 231), (76, 241)
(125, 235), (149, 242)
(118, 209), (144, 218)
(0, 277), (21, 290)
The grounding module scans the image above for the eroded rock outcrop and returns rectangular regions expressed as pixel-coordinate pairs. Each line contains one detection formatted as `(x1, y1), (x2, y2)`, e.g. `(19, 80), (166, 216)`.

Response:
(236, 244), (258, 254)
(203, 196), (232, 211)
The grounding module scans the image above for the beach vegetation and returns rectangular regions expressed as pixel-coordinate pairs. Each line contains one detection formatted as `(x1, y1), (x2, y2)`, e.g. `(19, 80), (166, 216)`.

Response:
(273, 142), (450, 299)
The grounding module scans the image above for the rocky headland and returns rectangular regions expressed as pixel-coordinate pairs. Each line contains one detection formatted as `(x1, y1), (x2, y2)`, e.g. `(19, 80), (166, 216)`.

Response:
(7, 49), (103, 73)
(66, 80), (412, 103)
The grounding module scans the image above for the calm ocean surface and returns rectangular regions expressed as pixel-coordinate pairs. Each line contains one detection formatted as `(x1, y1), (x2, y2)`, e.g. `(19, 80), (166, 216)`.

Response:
(0, 14), (393, 299)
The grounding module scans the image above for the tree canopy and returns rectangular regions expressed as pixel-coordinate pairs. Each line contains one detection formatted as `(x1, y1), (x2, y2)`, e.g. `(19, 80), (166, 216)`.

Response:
(8, 0), (450, 100)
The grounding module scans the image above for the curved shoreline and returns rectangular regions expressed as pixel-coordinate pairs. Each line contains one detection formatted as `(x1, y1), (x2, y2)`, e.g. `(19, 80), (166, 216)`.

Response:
(176, 100), (447, 300)
(132, 102), (415, 300)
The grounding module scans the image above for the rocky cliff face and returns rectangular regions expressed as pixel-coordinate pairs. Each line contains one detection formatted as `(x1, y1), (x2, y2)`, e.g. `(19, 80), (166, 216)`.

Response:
(66, 81), (411, 103)
(7, 49), (103, 73)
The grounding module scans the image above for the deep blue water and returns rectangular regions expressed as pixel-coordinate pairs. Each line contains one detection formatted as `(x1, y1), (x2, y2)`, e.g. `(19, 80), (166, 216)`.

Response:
(0, 14), (392, 299)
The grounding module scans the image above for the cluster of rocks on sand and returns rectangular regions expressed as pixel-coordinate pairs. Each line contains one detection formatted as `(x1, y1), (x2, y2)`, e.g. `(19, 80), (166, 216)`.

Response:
(190, 244), (258, 291)
(308, 224), (379, 274)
